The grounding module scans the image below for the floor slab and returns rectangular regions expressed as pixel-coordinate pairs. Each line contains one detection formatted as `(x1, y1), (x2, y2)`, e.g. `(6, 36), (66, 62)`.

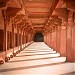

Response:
(0, 42), (75, 75)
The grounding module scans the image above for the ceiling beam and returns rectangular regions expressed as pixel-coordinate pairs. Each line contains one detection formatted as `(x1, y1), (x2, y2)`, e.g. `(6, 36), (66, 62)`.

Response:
(28, 14), (49, 18)
(25, 6), (50, 8)
(44, 0), (59, 27)
(48, 0), (59, 17)
(23, 1), (51, 3)
(33, 25), (44, 27)
(32, 23), (45, 25)
(28, 12), (49, 14)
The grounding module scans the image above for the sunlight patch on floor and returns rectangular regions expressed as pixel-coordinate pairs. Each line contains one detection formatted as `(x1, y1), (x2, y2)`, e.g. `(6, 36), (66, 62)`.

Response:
(0, 42), (75, 75)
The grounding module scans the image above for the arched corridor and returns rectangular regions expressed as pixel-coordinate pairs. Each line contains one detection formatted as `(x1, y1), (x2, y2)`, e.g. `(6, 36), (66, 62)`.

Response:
(0, 0), (75, 75)
(0, 42), (74, 75)
(34, 33), (44, 42)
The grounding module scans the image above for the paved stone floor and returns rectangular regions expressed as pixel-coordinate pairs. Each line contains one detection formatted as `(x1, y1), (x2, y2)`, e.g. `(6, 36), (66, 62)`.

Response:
(0, 42), (75, 75)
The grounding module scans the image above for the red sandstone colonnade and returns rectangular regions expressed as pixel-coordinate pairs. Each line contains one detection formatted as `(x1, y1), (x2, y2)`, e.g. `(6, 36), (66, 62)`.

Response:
(0, 0), (75, 65)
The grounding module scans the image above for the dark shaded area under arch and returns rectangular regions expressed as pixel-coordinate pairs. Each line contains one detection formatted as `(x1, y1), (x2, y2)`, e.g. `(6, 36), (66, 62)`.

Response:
(34, 33), (44, 42)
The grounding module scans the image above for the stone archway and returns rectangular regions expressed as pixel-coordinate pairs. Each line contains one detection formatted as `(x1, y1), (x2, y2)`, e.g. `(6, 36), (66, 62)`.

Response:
(34, 33), (44, 42)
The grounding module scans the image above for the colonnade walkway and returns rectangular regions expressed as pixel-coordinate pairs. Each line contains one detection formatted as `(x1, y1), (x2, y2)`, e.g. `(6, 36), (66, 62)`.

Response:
(0, 42), (75, 75)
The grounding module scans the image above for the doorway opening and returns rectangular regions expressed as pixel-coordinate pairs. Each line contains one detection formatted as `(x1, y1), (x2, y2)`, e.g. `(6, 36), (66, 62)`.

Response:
(34, 33), (44, 42)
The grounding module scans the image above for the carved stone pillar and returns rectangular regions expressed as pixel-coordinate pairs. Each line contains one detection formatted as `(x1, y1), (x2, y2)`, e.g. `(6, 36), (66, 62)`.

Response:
(17, 25), (19, 50)
(51, 27), (57, 49)
(48, 32), (51, 47)
(46, 32), (48, 45)
(24, 31), (26, 47)
(73, 13), (75, 62)
(53, 27), (57, 51)
(12, 20), (15, 54)
(7, 31), (10, 50)
(2, 10), (7, 55)
(20, 29), (22, 50)
(56, 26), (61, 53)
(50, 32), (52, 48)
(66, 11), (74, 62)
(60, 25), (67, 56)
(22, 30), (25, 48)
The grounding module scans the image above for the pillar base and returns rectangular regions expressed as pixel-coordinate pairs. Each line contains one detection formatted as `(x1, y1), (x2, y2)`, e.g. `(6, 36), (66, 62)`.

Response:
(5, 57), (9, 62)
(13, 53), (16, 56)
(10, 55), (13, 58)
(0, 60), (4, 65)
(66, 57), (75, 62)
(60, 53), (66, 57)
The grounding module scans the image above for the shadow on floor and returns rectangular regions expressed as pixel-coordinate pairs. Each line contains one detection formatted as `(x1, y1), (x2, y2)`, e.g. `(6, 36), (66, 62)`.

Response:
(22, 51), (54, 53)
(0, 62), (66, 72)
(7, 56), (60, 63)
(60, 72), (75, 75)
(16, 53), (57, 57)
(25, 48), (52, 50)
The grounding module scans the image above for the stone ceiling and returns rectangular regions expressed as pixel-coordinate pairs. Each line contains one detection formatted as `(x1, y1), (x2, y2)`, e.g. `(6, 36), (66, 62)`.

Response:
(1, 0), (74, 33)
(22, 0), (54, 32)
